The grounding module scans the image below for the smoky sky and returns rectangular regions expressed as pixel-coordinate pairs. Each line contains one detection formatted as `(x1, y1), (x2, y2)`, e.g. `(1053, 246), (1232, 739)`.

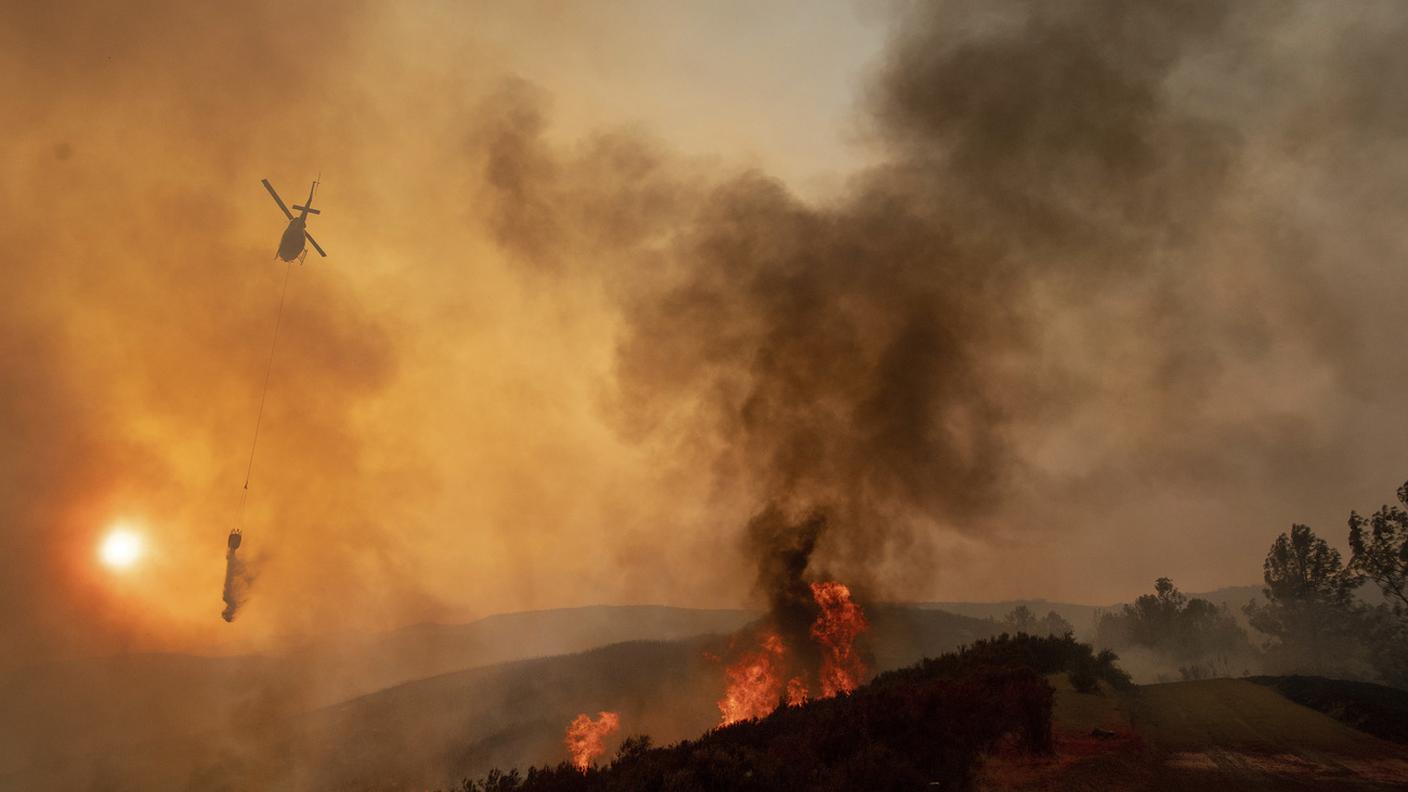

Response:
(479, 0), (1408, 599)
(4, 0), (1408, 665)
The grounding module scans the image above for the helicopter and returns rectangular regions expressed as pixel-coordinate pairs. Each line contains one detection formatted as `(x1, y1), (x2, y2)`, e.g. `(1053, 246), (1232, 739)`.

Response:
(261, 177), (327, 263)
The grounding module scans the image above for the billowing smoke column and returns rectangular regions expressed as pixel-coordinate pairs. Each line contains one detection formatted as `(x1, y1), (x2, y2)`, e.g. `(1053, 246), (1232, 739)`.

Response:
(587, 2), (1266, 599)
(746, 508), (828, 674)
(599, 2), (1273, 720)
(565, 711), (620, 772)
(477, 1), (1263, 720)
(476, 0), (1376, 681)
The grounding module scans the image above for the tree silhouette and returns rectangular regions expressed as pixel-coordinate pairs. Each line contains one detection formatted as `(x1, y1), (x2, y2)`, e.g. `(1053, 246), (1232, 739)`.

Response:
(1002, 605), (1037, 633)
(1348, 481), (1408, 687)
(1348, 482), (1408, 615)
(1246, 525), (1362, 674)
(1038, 610), (1074, 637)
(1096, 577), (1247, 676)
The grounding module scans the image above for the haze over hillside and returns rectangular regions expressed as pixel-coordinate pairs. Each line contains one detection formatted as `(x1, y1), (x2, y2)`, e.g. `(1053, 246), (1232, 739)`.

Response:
(921, 585), (1266, 638)
(0, 606), (752, 780)
(0, 604), (1003, 791)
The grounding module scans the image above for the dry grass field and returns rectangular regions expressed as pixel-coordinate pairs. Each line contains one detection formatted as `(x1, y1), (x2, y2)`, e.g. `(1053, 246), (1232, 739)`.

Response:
(980, 677), (1408, 791)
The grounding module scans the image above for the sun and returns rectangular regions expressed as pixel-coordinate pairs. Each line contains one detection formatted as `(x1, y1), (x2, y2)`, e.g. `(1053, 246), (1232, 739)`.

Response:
(99, 527), (144, 569)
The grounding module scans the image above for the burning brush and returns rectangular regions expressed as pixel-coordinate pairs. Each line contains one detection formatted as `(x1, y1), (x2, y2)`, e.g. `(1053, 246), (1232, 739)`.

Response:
(565, 711), (621, 772)
(714, 506), (873, 725)
(718, 580), (869, 726)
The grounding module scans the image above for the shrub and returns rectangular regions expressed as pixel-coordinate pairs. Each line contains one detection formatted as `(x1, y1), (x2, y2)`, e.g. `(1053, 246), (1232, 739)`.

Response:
(1068, 662), (1098, 693)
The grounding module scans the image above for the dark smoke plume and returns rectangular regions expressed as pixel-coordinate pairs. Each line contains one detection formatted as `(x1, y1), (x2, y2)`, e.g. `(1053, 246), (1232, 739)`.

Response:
(476, 0), (1375, 602)
(608, 0), (1248, 590)
(745, 506), (828, 671)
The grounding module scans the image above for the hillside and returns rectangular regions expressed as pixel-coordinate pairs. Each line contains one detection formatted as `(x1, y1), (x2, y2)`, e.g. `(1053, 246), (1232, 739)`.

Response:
(1248, 676), (1408, 745)
(866, 603), (1005, 671)
(440, 634), (1128, 792)
(12, 610), (1407, 791)
(0, 606), (1002, 791)
(0, 606), (752, 784)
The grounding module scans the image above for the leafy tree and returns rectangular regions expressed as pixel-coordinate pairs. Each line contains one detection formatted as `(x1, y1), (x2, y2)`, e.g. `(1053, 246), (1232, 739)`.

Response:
(1003, 605), (1038, 633)
(1260, 525), (1360, 607)
(1125, 577), (1187, 647)
(1001, 606), (1072, 637)
(1067, 661), (1098, 693)
(612, 735), (652, 765)
(1348, 482), (1408, 615)
(1096, 578), (1249, 675)
(1038, 610), (1074, 637)
(1360, 609), (1408, 689)
(1245, 524), (1363, 674)
(1174, 598), (1247, 665)
(1348, 481), (1408, 688)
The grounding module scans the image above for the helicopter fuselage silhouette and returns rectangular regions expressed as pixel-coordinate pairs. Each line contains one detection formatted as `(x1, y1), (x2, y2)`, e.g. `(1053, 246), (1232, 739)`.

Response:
(261, 178), (326, 262)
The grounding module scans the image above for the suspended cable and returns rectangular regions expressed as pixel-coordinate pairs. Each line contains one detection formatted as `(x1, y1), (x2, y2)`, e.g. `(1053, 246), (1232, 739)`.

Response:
(237, 259), (295, 523)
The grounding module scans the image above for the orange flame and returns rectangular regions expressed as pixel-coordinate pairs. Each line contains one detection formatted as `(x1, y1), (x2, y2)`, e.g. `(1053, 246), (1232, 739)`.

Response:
(809, 581), (869, 697)
(718, 632), (785, 725)
(785, 676), (809, 706)
(565, 711), (620, 772)
(716, 582), (868, 725)
(715, 580), (867, 721)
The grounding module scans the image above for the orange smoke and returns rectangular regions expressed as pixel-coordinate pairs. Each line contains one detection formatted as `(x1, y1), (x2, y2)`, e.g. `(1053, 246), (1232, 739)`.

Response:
(565, 711), (620, 772)
(717, 581), (869, 725)
(810, 581), (869, 697)
(718, 632), (786, 725)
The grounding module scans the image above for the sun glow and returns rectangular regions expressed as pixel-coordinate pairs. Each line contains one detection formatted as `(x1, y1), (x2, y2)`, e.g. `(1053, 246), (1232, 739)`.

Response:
(99, 527), (144, 569)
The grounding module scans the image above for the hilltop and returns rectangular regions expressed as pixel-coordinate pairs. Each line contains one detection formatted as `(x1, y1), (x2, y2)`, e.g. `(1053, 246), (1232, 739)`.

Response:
(918, 584), (1266, 641)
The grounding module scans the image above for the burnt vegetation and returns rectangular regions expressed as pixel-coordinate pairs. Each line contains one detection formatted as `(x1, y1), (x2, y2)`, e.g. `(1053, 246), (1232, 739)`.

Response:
(444, 635), (1115, 792)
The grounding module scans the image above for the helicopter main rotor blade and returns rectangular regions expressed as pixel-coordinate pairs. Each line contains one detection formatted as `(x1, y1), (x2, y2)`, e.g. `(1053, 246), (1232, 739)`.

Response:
(261, 179), (294, 221)
(304, 230), (327, 257)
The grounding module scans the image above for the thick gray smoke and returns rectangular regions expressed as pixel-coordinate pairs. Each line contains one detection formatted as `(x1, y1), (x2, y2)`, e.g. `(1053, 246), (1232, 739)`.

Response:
(608, 0), (1254, 589)
(476, 0), (1403, 602)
